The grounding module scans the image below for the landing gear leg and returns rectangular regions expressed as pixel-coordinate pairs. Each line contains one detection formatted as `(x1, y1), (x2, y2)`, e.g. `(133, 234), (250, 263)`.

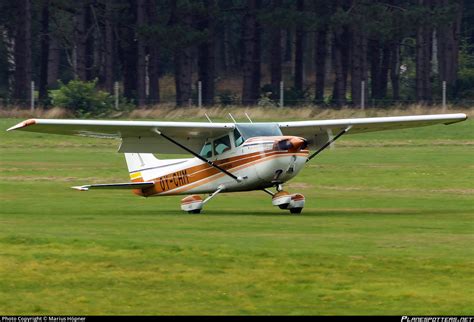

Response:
(202, 185), (225, 205)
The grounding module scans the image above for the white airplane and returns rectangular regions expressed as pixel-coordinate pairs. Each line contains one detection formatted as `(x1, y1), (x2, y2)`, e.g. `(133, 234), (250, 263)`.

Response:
(7, 113), (467, 214)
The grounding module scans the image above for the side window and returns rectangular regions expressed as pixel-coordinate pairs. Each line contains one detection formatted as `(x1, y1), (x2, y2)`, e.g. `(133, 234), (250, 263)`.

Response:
(213, 135), (231, 155)
(200, 142), (213, 158)
(234, 128), (244, 147)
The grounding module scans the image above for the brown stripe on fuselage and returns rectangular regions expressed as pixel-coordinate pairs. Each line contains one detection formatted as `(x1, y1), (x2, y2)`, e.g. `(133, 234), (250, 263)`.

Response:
(136, 150), (265, 195)
(135, 149), (308, 197)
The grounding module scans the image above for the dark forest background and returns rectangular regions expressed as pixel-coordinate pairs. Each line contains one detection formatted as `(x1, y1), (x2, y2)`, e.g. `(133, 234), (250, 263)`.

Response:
(0, 0), (473, 110)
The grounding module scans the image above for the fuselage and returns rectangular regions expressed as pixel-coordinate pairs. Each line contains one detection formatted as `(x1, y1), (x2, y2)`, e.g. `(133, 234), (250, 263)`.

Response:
(130, 136), (309, 197)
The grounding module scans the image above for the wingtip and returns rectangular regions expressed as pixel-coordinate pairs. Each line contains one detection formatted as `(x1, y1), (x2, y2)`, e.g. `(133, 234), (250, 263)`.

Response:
(6, 119), (37, 132)
(455, 112), (468, 120)
(443, 113), (468, 125)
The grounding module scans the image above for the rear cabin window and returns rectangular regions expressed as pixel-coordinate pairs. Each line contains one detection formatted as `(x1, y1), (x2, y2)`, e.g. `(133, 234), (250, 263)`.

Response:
(200, 142), (213, 158)
(213, 135), (231, 155)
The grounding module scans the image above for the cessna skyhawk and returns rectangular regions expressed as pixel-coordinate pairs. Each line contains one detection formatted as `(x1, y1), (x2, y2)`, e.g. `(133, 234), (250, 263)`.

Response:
(7, 113), (467, 214)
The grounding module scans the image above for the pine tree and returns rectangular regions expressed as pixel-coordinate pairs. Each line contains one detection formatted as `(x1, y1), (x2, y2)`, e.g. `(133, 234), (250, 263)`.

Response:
(13, 0), (32, 105)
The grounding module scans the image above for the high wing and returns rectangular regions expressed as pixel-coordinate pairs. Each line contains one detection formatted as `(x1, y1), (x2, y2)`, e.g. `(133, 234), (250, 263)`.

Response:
(7, 113), (467, 154)
(278, 113), (467, 150)
(7, 119), (235, 154)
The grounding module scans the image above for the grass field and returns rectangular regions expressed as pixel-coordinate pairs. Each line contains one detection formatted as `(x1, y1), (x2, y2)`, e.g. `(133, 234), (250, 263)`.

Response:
(0, 115), (473, 315)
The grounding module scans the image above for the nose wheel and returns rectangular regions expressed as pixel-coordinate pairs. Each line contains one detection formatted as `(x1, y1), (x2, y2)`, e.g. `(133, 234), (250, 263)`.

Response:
(289, 207), (303, 214)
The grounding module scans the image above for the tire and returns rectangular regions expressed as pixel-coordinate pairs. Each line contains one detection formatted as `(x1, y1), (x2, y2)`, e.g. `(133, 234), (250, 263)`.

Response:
(278, 203), (289, 210)
(188, 209), (201, 214)
(289, 207), (302, 214)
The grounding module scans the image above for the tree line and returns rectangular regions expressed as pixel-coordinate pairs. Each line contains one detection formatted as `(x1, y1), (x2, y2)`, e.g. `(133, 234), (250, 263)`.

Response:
(0, 0), (472, 108)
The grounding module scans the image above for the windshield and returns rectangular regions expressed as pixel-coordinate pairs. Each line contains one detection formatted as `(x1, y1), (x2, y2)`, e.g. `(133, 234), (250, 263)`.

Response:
(235, 123), (282, 139)
(234, 128), (244, 147)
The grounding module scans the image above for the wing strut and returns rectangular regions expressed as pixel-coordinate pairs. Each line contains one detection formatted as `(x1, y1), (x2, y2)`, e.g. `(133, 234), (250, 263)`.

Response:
(307, 125), (352, 162)
(152, 129), (243, 182)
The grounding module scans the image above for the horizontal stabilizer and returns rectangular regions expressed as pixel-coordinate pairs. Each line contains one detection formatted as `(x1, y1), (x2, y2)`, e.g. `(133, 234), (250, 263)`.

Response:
(71, 182), (155, 191)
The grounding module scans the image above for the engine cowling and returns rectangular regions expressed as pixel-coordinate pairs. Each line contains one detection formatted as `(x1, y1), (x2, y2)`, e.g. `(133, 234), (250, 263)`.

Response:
(274, 137), (308, 153)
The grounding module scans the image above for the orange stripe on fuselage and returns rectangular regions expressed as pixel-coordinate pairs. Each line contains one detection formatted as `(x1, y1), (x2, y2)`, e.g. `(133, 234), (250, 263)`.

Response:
(135, 149), (308, 197)
(137, 150), (266, 195)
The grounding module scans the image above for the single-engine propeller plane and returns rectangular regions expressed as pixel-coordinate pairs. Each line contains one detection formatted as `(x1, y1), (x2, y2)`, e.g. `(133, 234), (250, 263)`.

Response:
(7, 113), (467, 214)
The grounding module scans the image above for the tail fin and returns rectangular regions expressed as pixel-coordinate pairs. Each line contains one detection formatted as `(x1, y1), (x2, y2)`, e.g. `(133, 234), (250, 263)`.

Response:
(124, 153), (189, 182)
(124, 153), (162, 173)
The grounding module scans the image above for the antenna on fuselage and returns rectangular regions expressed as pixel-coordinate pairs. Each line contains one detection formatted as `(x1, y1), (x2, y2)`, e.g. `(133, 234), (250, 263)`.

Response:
(204, 113), (213, 123)
(244, 112), (253, 123)
(228, 113), (237, 123)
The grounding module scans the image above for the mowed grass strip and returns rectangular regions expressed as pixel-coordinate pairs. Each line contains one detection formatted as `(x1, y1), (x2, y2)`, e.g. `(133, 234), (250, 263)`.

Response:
(0, 118), (472, 315)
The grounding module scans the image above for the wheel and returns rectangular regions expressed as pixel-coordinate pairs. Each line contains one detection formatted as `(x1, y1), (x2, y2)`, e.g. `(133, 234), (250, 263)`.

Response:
(188, 209), (201, 214)
(278, 203), (289, 210)
(289, 207), (302, 214)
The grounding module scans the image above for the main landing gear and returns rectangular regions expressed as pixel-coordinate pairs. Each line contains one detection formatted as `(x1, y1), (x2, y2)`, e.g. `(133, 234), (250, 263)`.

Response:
(264, 185), (305, 214)
(180, 185), (225, 214)
(180, 184), (305, 214)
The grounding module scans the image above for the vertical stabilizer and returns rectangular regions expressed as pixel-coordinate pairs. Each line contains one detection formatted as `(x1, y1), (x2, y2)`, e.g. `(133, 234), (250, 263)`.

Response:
(124, 153), (162, 173)
(124, 153), (190, 183)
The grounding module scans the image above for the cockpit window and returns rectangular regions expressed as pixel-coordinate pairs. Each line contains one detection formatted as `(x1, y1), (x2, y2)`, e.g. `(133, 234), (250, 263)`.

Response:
(200, 142), (213, 158)
(213, 135), (231, 155)
(234, 128), (244, 147)
(235, 123), (282, 139)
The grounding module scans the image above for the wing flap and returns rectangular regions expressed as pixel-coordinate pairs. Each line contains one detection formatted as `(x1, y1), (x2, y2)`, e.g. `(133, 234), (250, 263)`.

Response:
(72, 182), (155, 191)
(118, 136), (205, 154)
